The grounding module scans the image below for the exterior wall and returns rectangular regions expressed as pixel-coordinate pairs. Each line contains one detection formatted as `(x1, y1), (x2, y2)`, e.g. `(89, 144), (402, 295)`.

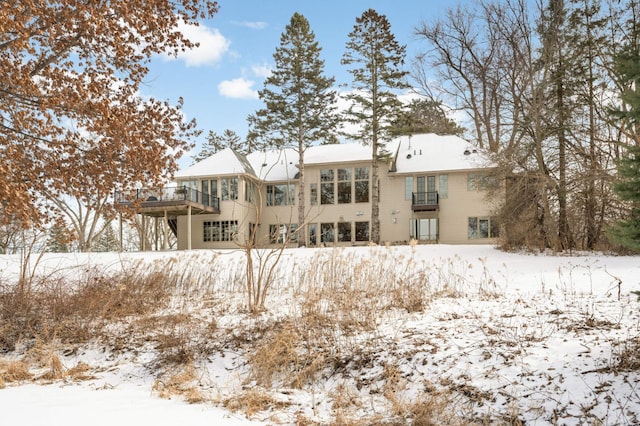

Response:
(176, 175), (257, 250)
(379, 168), (499, 245)
(173, 162), (500, 249)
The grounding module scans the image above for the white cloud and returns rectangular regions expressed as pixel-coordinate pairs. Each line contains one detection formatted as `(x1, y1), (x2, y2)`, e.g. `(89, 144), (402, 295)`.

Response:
(167, 22), (230, 67)
(218, 78), (258, 99)
(251, 64), (272, 78)
(234, 21), (268, 30)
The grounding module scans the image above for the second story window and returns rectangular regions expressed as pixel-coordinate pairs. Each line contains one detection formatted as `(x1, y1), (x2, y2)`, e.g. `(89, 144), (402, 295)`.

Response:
(267, 184), (295, 206)
(355, 167), (369, 203)
(320, 169), (334, 205)
(221, 177), (238, 200)
(338, 168), (352, 204)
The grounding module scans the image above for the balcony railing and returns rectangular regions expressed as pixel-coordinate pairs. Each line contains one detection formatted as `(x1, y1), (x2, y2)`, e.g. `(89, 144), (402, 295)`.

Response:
(412, 191), (439, 211)
(114, 186), (220, 211)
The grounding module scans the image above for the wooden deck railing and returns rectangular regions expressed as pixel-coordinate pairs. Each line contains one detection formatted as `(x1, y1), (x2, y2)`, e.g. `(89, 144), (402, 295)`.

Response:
(114, 186), (220, 210)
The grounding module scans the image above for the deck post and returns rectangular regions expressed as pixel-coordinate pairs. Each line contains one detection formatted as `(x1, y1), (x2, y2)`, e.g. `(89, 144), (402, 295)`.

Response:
(187, 205), (192, 250)
(141, 215), (145, 251)
(163, 210), (169, 250)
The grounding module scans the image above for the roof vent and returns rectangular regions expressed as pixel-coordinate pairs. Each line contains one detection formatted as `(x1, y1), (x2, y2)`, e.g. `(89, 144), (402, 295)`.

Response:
(406, 154), (412, 159)
(464, 149), (471, 156)
(261, 163), (268, 167)
(472, 149), (477, 154)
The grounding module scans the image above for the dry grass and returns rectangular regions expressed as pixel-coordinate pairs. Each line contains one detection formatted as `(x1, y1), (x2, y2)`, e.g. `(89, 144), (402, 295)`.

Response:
(224, 387), (290, 418)
(0, 264), (174, 352)
(152, 363), (206, 404)
(0, 359), (32, 383)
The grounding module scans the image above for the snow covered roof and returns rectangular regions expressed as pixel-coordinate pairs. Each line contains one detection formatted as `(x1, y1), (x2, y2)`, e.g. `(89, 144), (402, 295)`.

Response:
(246, 148), (299, 182)
(303, 143), (372, 165)
(174, 134), (490, 181)
(391, 133), (490, 174)
(175, 148), (255, 179)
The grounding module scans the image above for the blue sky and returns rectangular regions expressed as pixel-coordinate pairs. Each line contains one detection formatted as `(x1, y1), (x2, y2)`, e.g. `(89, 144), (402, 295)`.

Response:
(143, 1), (457, 166)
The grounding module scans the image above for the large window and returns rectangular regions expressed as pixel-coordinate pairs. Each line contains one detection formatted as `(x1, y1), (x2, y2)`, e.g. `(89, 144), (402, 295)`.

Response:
(321, 222), (334, 243)
(355, 167), (369, 203)
(269, 224), (298, 244)
(308, 223), (317, 246)
(267, 184), (295, 206)
(468, 173), (497, 191)
(245, 181), (257, 203)
(338, 169), (352, 204)
(355, 221), (370, 242)
(221, 177), (238, 200)
(203, 220), (238, 242)
(337, 222), (351, 242)
(468, 217), (499, 239)
(321, 169), (334, 205)
(410, 219), (438, 241)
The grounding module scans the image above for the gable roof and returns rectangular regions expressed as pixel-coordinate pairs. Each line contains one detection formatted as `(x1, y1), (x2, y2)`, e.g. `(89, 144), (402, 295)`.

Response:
(175, 148), (255, 179)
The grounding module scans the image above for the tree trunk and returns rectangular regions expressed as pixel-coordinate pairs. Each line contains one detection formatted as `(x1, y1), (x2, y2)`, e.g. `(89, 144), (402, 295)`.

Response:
(297, 142), (306, 247)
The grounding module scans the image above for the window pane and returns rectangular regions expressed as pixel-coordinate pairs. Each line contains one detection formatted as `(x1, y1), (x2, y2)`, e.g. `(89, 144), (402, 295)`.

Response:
(479, 218), (489, 238)
(308, 223), (317, 246)
(468, 217), (478, 239)
(211, 180), (217, 198)
(221, 179), (229, 200)
(203, 221), (212, 242)
(269, 225), (278, 244)
(427, 176), (436, 192)
(419, 219), (429, 241)
(355, 181), (369, 203)
(338, 222), (351, 242)
(287, 184), (295, 205)
(338, 168), (351, 181)
(439, 175), (448, 198)
(321, 223), (334, 243)
(338, 182), (352, 204)
(321, 183), (334, 204)
(310, 183), (318, 206)
(429, 218), (438, 240)
(355, 167), (369, 180)
(355, 222), (369, 241)
(320, 169), (334, 182)
(405, 176), (413, 201)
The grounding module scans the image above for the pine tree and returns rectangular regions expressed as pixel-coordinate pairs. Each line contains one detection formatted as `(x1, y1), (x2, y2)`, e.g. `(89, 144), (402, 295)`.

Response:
(46, 224), (72, 253)
(248, 12), (339, 247)
(94, 223), (120, 252)
(193, 129), (246, 164)
(609, 145), (640, 252)
(609, 12), (640, 252)
(390, 98), (464, 136)
(342, 9), (409, 244)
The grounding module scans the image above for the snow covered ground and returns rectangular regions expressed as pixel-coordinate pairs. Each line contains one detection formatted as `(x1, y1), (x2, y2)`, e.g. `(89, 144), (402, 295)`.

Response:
(1, 245), (639, 425)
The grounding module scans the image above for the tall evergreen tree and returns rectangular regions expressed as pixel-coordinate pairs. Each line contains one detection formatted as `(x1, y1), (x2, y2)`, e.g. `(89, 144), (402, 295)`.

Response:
(342, 9), (409, 244)
(609, 11), (640, 252)
(608, 145), (640, 252)
(537, 0), (576, 250)
(390, 98), (464, 136)
(193, 129), (247, 164)
(248, 12), (339, 247)
(567, 0), (609, 249)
